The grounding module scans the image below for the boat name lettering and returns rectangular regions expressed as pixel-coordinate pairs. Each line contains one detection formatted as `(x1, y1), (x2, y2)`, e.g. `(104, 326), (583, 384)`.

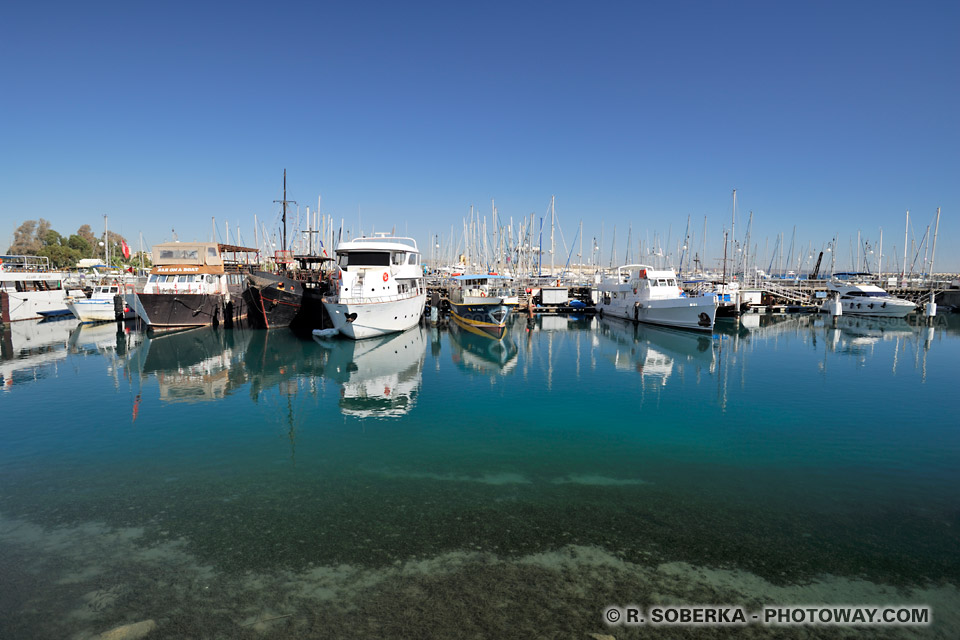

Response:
(157, 266), (201, 273)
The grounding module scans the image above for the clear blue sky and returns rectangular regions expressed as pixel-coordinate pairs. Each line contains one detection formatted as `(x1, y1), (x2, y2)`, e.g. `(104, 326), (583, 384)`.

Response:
(2, 0), (957, 272)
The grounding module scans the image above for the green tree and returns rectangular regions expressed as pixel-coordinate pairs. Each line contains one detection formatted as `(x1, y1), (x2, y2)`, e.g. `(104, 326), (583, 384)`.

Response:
(43, 229), (63, 247)
(67, 234), (92, 255)
(39, 244), (79, 268)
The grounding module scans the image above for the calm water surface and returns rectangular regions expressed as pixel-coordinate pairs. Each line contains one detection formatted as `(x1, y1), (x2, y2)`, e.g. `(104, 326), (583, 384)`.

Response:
(1, 313), (958, 639)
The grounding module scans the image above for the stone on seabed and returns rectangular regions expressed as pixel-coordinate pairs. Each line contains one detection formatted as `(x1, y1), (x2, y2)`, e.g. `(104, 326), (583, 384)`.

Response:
(96, 619), (157, 640)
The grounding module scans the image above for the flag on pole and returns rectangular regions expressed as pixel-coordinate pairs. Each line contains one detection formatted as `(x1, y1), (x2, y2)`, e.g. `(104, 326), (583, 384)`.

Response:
(121, 240), (131, 259)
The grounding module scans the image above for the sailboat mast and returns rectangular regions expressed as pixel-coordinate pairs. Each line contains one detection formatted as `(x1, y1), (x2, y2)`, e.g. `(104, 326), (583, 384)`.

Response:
(929, 207), (941, 284)
(902, 210), (909, 280)
(550, 195), (556, 276)
(273, 169), (298, 268)
(877, 227), (883, 282)
(578, 219), (583, 280)
(731, 188), (736, 276)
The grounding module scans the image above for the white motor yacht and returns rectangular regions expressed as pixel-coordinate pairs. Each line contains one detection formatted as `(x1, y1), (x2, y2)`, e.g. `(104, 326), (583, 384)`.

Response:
(596, 264), (717, 331)
(827, 282), (916, 318)
(0, 255), (79, 322)
(323, 235), (426, 340)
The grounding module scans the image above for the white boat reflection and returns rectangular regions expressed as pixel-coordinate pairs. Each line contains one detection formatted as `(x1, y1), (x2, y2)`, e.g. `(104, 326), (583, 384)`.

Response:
(0, 317), (78, 391)
(68, 320), (144, 357)
(315, 325), (425, 418)
(834, 316), (926, 343)
(596, 316), (715, 385)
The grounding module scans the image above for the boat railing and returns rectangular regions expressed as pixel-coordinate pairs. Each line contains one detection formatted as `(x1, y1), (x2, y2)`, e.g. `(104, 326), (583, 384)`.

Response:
(337, 290), (422, 305)
(223, 262), (255, 273)
(0, 255), (54, 273)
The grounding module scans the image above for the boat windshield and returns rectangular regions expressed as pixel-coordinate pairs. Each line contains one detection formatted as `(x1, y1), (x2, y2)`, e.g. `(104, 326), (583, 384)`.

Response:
(338, 251), (390, 267)
(843, 291), (890, 298)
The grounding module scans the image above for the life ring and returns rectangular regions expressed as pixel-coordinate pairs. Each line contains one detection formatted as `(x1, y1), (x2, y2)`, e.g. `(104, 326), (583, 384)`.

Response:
(480, 292), (487, 297)
(383, 272), (389, 282)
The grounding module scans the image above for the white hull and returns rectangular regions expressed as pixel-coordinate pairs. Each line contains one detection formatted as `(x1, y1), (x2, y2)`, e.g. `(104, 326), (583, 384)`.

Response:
(324, 293), (426, 340)
(3, 290), (72, 322)
(65, 297), (136, 323)
(838, 299), (915, 318)
(600, 296), (717, 331)
(600, 295), (717, 331)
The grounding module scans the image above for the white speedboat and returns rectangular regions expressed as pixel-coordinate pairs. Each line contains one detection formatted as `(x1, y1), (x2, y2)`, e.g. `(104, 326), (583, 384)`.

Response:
(66, 284), (136, 323)
(596, 264), (717, 332)
(322, 235), (426, 340)
(827, 283), (916, 317)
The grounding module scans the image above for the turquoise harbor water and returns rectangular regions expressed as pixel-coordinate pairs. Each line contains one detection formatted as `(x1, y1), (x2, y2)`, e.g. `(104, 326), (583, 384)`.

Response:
(1, 313), (959, 639)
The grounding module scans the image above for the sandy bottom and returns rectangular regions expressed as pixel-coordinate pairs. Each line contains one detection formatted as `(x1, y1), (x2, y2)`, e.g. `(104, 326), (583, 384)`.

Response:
(1, 511), (957, 640)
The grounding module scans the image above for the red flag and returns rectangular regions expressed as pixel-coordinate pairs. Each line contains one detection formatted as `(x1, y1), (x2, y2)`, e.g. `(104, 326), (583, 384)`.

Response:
(121, 240), (131, 259)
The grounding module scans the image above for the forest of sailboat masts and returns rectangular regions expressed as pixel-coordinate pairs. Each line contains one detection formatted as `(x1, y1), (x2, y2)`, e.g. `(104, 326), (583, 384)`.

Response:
(242, 192), (947, 285)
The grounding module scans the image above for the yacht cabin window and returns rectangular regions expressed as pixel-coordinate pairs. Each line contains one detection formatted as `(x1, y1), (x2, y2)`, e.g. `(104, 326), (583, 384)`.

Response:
(337, 252), (390, 268)
(650, 279), (659, 287)
(408, 253), (419, 265)
(159, 248), (199, 261)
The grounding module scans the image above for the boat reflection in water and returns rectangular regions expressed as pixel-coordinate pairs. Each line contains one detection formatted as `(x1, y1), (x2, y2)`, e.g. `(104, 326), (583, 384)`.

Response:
(0, 317), (78, 391)
(243, 330), (325, 400)
(816, 314), (939, 380)
(448, 318), (518, 377)
(315, 325), (425, 418)
(68, 319), (144, 357)
(126, 327), (253, 403)
(596, 316), (715, 385)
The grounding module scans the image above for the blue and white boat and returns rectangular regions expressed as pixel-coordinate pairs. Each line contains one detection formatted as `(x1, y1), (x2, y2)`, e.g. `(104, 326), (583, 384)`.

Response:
(444, 274), (513, 340)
